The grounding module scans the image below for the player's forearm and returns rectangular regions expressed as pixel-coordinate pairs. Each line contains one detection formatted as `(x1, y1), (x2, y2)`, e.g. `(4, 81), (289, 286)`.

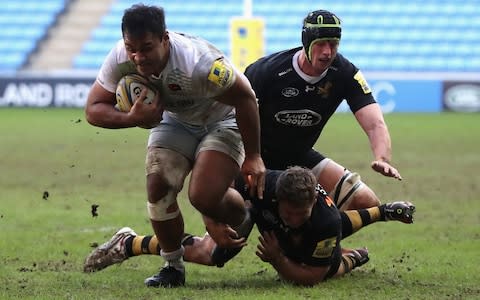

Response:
(269, 253), (327, 286)
(355, 103), (392, 162)
(85, 102), (138, 128)
(367, 123), (392, 162)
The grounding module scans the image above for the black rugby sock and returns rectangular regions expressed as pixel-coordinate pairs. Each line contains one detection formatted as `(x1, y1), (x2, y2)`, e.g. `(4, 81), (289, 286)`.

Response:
(340, 206), (382, 239)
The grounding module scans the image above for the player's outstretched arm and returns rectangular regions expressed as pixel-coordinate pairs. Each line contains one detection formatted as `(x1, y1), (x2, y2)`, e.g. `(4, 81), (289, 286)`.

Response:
(353, 103), (402, 180)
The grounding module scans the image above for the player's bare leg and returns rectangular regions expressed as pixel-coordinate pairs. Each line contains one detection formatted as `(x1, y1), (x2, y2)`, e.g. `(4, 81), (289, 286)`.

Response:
(313, 159), (381, 210)
(83, 229), (216, 273)
(189, 150), (248, 228)
(144, 148), (191, 288)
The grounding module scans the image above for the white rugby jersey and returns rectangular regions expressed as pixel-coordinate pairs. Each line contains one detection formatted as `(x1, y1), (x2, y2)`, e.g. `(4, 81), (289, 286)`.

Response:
(96, 31), (237, 125)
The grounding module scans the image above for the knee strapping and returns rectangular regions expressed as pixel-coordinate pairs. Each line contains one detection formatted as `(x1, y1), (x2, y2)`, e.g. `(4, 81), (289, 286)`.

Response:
(146, 147), (191, 221)
(329, 171), (365, 210)
(147, 191), (180, 221)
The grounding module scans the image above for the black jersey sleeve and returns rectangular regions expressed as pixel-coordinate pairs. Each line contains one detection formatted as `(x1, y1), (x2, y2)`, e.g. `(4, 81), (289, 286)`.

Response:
(244, 58), (268, 102)
(334, 54), (376, 113)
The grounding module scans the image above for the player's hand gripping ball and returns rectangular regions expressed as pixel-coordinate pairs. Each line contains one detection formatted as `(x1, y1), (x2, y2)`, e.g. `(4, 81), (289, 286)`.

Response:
(115, 74), (156, 112)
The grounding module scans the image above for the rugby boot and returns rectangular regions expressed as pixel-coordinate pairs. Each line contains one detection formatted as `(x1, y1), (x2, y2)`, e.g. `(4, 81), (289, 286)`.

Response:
(83, 227), (136, 272)
(144, 265), (185, 288)
(383, 201), (416, 224)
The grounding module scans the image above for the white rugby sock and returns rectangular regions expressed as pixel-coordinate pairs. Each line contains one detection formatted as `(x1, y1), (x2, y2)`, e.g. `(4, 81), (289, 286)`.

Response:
(161, 246), (185, 272)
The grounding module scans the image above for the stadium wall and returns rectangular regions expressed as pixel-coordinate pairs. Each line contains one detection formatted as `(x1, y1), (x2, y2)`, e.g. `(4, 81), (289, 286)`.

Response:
(1, 72), (479, 113)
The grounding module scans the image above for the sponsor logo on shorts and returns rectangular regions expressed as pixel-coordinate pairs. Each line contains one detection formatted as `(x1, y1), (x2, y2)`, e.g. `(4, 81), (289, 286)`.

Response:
(275, 109), (322, 127)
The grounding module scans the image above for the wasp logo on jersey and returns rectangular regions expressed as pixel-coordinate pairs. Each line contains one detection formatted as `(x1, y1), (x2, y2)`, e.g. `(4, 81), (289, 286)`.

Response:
(353, 70), (371, 94)
(208, 59), (234, 87)
(317, 82), (333, 98)
(275, 109), (322, 127)
(312, 237), (336, 258)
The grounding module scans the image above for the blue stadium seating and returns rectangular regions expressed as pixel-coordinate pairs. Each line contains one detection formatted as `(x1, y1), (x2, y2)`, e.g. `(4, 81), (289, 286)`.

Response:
(74, 0), (243, 69)
(1, 0), (478, 73)
(73, 0), (480, 72)
(0, 0), (65, 71)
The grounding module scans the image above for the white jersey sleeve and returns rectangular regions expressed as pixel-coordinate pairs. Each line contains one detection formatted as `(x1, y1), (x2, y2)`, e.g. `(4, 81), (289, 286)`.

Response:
(191, 50), (235, 98)
(93, 33), (238, 125)
(96, 39), (133, 93)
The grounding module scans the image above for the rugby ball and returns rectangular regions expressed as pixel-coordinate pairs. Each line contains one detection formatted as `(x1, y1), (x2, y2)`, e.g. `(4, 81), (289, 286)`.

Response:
(115, 74), (156, 112)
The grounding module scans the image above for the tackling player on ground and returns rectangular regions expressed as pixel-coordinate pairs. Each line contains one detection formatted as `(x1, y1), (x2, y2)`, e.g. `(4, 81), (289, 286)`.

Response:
(84, 167), (415, 286)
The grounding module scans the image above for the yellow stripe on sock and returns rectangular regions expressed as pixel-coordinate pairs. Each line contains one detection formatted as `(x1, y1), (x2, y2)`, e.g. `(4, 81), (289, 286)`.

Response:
(132, 236), (144, 256)
(345, 210), (362, 232)
(367, 207), (381, 222)
(149, 236), (159, 255)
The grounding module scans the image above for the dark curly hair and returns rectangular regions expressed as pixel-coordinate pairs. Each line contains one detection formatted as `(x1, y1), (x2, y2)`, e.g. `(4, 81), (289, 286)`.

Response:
(121, 4), (166, 39)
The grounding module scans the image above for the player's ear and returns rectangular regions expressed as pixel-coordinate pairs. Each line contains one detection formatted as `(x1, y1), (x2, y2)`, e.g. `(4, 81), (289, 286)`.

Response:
(161, 31), (169, 42)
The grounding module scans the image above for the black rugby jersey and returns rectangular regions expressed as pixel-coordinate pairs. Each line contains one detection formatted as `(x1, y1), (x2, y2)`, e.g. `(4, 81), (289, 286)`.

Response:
(235, 170), (342, 268)
(245, 47), (376, 158)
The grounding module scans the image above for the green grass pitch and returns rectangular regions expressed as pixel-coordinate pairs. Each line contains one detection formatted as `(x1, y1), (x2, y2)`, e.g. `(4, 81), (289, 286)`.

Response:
(0, 108), (478, 299)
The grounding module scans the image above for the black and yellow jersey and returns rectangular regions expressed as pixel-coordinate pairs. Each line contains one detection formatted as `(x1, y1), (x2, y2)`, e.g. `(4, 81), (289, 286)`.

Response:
(245, 48), (375, 167)
(235, 170), (342, 269)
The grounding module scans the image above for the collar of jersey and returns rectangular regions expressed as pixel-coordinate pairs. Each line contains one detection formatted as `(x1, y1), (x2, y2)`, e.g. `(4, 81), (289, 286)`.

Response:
(292, 50), (328, 84)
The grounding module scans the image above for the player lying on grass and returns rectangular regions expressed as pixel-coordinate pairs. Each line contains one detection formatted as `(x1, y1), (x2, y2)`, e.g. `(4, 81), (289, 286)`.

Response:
(84, 166), (415, 286)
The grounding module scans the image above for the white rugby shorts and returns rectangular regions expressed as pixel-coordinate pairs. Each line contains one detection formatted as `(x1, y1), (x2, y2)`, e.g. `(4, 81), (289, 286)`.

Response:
(147, 112), (245, 166)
